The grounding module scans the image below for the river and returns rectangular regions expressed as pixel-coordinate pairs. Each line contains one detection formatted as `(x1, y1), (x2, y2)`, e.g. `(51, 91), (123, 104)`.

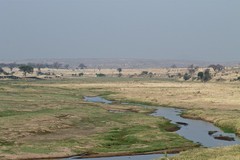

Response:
(65, 96), (240, 160)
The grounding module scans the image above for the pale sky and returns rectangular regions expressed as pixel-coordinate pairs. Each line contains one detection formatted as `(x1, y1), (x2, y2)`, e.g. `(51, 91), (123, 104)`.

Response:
(0, 0), (240, 61)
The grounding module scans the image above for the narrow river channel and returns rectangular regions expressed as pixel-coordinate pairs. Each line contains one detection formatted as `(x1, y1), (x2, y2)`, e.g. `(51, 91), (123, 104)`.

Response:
(65, 96), (240, 160)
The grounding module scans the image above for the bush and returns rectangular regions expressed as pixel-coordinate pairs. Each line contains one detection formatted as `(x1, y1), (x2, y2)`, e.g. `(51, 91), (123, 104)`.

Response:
(203, 69), (212, 82)
(96, 73), (106, 77)
(197, 72), (204, 80)
(79, 73), (84, 77)
(118, 73), (122, 77)
(140, 71), (148, 75)
(183, 73), (191, 81)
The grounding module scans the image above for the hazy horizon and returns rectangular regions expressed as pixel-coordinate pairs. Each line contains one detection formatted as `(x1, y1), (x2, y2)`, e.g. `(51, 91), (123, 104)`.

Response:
(1, 0), (240, 61)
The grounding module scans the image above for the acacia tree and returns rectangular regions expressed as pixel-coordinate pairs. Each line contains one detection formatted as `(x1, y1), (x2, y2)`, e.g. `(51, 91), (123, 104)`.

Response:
(79, 63), (87, 69)
(188, 68), (196, 76)
(35, 64), (42, 72)
(208, 64), (225, 72)
(117, 68), (122, 77)
(64, 64), (70, 69)
(53, 62), (62, 69)
(19, 65), (34, 77)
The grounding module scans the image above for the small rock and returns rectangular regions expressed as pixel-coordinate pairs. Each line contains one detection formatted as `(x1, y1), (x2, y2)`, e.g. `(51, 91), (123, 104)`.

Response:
(208, 131), (218, 135)
(213, 135), (235, 141)
(176, 122), (188, 126)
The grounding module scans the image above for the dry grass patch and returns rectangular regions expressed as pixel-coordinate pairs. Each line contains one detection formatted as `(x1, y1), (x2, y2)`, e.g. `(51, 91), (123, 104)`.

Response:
(160, 145), (240, 160)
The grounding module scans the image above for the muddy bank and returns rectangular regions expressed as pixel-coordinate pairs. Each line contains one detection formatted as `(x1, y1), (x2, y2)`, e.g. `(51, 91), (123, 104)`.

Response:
(76, 147), (190, 159)
(5, 147), (189, 160)
(64, 147), (194, 160)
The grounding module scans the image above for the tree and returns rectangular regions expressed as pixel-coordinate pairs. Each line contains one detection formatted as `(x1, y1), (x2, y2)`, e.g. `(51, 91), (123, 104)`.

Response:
(141, 71), (148, 75)
(203, 69), (212, 82)
(0, 67), (5, 74)
(79, 73), (84, 77)
(188, 64), (196, 76)
(188, 68), (196, 76)
(79, 63), (87, 69)
(8, 63), (17, 71)
(0, 67), (4, 72)
(117, 68), (122, 73)
(188, 64), (194, 69)
(197, 72), (204, 80)
(64, 64), (70, 69)
(19, 65), (34, 77)
(35, 64), (42, 72)
(208, 64), (225, 72)
(117, 68), (122, 77)
(148, 72), (154, 78)
(97, 66), (101, 72)
(53, 62), (62, 69)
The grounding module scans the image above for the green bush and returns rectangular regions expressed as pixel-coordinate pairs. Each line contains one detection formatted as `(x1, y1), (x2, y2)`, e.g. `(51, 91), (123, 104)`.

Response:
(183, 73), (191, 81)
(197, 72), (204, 80)
(96, 73), (106, 77)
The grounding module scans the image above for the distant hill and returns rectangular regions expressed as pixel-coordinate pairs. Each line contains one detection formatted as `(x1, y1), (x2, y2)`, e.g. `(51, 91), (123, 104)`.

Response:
(1, 58), (239, 69)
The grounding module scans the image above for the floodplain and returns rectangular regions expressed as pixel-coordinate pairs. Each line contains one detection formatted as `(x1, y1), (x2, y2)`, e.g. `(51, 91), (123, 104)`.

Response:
(0, 76), (240, 160)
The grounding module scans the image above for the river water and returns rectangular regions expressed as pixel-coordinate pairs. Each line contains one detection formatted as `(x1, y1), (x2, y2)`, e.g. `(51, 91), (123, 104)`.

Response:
(65, 96), (240, 160)
(151, 107), (240, 147)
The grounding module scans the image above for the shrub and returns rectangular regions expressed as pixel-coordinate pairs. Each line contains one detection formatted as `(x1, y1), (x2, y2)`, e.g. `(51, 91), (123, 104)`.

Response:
(96, 73), (106, 77)
(197, 72), (204, 80)
(140, 71), (148, 75)
(183, 73), (191, 81)
(203, 69), (212, 82)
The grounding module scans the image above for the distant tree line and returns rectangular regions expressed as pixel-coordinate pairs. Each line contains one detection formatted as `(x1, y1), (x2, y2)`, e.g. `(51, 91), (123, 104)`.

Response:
(0, 62), (72, 70)
(0, 62), (91, 70)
